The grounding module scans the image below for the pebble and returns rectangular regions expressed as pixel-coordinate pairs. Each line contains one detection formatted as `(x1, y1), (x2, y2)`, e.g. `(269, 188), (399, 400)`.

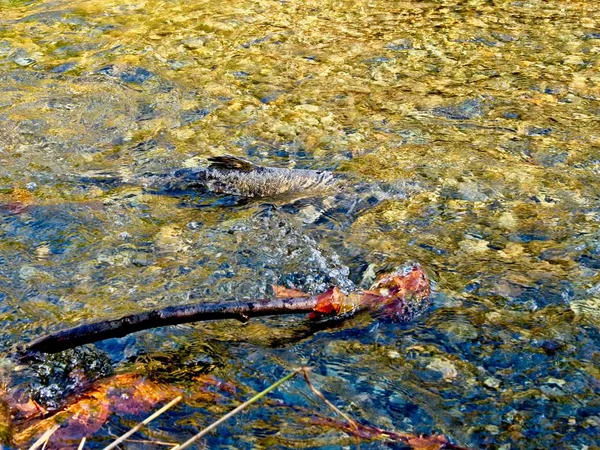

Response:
(485, 425), (500, 434)
(0, 40), (11, 56)
(14, 56), (35, 66)
(387, 350), (401, 359)
(426, 357), (458, 381)
(97, 65), (154, 84)
(539, 247), (576, 264)
(497, 211), (518, 230)
(132, 253), (151, 267)
(35, 245), (51, 259)
(297, 204), (322, 224)
(458, 238), (490, 254)
(386, 39), (413, 51)
(457, 181), (488, 202)
(570, 297), (600, 318)
(182, 35), (213, 49)
(19, 265), (53, 282)
(432, 98), (484, 120)
(155, 225), (189, 253)
(546, 377), (567, 387)
(491, 32), (519, 42)
(260, 92), (284, 104)
(484, 377), (502, 389)
(440, 321), (478, 343)
(180, 108), (211, 125)
(295, 104), (319, 112)
(120, 67), (153, 84)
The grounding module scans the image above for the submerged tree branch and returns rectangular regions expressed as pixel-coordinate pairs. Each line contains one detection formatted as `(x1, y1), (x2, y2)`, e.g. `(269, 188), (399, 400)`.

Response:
(21, 263), (431, 356)
(24, 296), (320, 355)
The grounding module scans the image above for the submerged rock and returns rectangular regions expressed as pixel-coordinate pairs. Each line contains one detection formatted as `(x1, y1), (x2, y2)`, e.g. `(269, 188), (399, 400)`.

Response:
(17, 347), (113, 409)
(432, 98), (486, 120)
(570, 297), (600, 318)
(96, 65), (154, 84)
(425, 357), (458, 381)
(483, 377), (502, 389)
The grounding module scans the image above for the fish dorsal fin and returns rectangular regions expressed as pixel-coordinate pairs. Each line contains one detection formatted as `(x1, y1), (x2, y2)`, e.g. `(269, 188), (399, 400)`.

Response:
(207, 156), (258, 172)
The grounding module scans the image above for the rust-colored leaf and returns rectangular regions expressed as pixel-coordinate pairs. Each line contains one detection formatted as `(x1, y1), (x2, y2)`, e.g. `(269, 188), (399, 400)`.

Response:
(309, 286), (346, 318)
(12, 397), (47, 422)
(404, 434), (452, 450)
(272, 285), (311, 298)
(3, 187), (35, 214)
(358, 264), (432, 321)
(308, 264), (432, 321)
(14, 374), (182, 449)
(371, 264), (431, 299)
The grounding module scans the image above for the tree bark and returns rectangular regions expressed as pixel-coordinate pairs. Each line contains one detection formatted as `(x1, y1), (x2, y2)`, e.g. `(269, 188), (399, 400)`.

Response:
(24, 296), (319, 355)
(21, 263), (431, 357)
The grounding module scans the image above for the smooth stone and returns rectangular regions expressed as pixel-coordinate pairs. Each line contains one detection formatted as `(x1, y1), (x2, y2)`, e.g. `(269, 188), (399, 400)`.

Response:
(182, 35), (213, 49)
(386, 39), (413, 51)
(14, 56), (35, 67)
(484, 377), (502, 389)
(180, 108), (211, 125)
(440, 321), (478, 343)
(432, 98), (485, 120)
(426, 357), (458, 381)
(50, 62), (76, 73)
(570, 297), (600, 318)
(19, 265), (53, 281)
(546, 378), (566, 387)
(298, 204), (322, 224)
(295, 104), (319, 112)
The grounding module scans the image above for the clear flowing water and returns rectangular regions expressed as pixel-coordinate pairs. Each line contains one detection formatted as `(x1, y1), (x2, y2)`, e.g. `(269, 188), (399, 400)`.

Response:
(1, 0), (600, 448)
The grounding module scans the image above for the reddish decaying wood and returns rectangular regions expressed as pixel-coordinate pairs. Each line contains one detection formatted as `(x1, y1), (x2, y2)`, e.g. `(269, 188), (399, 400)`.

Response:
(22, 264), (431, 356)
(312, 416), (466, 450)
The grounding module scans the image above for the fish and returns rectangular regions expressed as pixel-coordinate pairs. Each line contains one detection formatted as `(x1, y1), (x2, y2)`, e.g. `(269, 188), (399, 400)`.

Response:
(85, 156), (336, 199)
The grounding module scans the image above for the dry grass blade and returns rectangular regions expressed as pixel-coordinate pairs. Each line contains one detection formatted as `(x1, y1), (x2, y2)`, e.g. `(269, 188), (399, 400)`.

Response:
(77, 437), (86, 450)
(103, 395), (182, 450)
(172, 368), (304, 450)
(28, 424), (59, 450)
(300, 367), (359, 431)
(121, 438), (180, 447)
(300, 368), (466, 449)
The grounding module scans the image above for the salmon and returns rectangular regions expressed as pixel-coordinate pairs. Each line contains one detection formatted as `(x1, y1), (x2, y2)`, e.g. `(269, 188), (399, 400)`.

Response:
(130, 156), (335, 198)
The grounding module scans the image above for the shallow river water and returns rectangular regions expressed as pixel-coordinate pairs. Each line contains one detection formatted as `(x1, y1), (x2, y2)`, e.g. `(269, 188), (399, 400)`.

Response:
(1, 0), (600, 448)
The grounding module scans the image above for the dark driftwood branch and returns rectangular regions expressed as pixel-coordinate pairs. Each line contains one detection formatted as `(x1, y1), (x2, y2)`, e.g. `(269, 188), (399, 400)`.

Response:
(22, 264), (431, 357)
(25, 296), (319, 355)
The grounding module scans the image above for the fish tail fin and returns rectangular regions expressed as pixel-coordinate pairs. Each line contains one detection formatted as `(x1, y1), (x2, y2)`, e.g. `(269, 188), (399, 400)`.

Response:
(78, 169), (133, 188)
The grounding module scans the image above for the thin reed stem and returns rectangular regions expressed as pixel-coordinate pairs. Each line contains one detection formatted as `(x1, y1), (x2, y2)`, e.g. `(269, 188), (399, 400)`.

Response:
(103, 395), (182, 450)
(172, 368), (304, 450)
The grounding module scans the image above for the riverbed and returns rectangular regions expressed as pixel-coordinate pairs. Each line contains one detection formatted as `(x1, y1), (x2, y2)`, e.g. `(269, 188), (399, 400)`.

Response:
(1, 0), (599, 448)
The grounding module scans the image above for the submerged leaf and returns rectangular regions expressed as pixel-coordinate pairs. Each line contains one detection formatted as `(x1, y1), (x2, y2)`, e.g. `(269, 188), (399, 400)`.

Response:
(14, 374), (182, 448)
(1, 187), (35, 214)
(312, 286), (347, 316)
(272, 285), (311, 298)
(364, 263), (432, 321)
(309, 263), (432, 322)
